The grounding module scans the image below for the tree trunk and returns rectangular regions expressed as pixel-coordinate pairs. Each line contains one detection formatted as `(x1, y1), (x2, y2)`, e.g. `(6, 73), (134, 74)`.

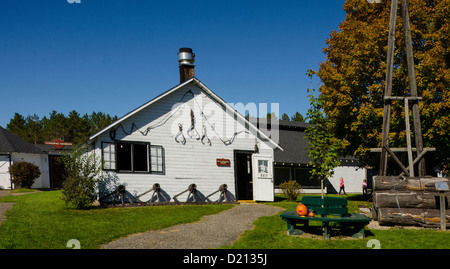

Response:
(377, 207), (450, 227)
(405, 177), (447, 191)
(373, 176), (406, 191)
(374, 192), (421, 208)
(372, 176), (449, 227)
(373, 191), (449, 209)
(373, 176), (449, 192)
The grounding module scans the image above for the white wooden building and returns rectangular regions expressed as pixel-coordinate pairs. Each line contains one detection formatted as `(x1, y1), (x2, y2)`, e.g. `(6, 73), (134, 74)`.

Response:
(0, 126), (49, 189)
(0, 126), (69, 190)
(88, 48), (282, 202)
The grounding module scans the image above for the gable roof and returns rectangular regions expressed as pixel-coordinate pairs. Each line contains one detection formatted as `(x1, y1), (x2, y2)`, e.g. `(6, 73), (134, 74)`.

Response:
(89, 77), (282, 150)
(0, 126), (43, 154)
(274, 124), (313, 165)
(270, 120), (359, 166)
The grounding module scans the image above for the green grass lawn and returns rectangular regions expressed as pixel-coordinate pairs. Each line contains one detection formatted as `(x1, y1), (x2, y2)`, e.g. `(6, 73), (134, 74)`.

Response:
(221, 194), (450, 249)
(1, 191), (449, 249)
(0, 190), (233, 249)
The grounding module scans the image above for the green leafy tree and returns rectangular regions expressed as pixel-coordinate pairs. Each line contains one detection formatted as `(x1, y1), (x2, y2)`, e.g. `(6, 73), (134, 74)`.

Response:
(305, 70), (348, 198)
(317, 0), (450, 170)
(61, 145), (103, 209)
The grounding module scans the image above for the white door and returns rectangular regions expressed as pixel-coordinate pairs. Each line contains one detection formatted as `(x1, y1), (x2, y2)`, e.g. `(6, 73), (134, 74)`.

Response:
(252, 155), (274, 201)
(0, 155), (11, 190)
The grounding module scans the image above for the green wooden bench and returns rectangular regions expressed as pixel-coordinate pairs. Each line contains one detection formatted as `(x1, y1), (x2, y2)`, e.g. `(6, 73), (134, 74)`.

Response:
(280, 196), (371, 239)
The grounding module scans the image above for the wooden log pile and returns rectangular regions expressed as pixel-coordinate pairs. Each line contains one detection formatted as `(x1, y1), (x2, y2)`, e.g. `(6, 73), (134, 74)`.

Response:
(372, 176), (450, 228)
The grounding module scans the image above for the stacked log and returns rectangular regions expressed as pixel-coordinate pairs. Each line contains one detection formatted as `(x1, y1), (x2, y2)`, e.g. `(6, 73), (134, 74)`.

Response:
(372, 176), (450, 228)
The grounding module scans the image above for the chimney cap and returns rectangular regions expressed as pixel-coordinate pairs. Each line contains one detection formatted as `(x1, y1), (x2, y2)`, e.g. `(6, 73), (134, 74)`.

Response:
(179, 47), (193, 53)
(178, 47), (195, 66)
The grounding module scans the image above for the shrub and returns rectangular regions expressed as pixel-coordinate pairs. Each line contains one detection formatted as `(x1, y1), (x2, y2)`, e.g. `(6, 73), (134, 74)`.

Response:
(62, 175), (98, 209)
(279, 180), (302, 202)
(61, 145), (102, 209)
(8, 162), (41, 189)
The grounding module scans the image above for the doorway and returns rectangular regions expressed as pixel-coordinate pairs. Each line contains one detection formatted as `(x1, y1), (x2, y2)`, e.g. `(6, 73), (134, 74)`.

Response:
(49, 155), (67, 188)
(0, 155), (11, 189)
(234, 151), (253, 200)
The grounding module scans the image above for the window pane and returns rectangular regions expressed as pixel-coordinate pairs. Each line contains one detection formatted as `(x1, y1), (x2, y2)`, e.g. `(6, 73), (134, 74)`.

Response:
(102, 143), (115, 170)
(133, 144), (149, 172)
(117, 143), (132, 171)
(294, 167), (320, 188)
(258, 160), (268, 173)
(150, 145), (164, 173)
(274, 167), (291, 187)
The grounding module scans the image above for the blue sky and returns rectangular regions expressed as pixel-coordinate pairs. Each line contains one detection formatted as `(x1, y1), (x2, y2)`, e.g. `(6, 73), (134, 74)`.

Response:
(0, 0), (347, 128)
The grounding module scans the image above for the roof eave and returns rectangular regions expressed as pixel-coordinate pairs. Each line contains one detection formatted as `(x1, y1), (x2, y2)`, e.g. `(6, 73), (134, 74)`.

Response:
(88, 77), (283, 151)
(88, 78), (197, 142)
(192, 79), (283, 151)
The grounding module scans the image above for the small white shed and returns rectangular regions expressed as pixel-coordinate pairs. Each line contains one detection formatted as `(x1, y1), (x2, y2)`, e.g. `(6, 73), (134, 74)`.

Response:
(0, 126), (50, 189)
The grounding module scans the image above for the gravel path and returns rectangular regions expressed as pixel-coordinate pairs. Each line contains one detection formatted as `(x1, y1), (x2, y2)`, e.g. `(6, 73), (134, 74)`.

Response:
(0, 190), (11, 198)
(0, 203), (14, 224)
(102, 203), (284, 249)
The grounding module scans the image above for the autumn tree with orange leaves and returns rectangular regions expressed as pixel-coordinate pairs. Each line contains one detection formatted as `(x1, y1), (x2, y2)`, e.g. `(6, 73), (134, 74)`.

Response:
(316, 0), (449, 173)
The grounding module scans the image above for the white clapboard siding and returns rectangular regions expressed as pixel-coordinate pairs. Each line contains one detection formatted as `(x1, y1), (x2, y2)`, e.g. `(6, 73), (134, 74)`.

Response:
(8, 153), (50, 189)
(92, 82), (275, 201)
(327, 166), (366, 194)
(0, 155), (11, 189)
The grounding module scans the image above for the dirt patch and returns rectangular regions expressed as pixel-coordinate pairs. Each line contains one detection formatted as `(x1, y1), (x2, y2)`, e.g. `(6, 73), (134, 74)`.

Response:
(0, 203), (14, 224)
(289, 225), (367, 240)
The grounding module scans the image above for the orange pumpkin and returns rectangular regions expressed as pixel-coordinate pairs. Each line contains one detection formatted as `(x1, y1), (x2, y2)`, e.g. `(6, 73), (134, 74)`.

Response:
(308, 211), (315, 217)
(296, 203), (308, 216)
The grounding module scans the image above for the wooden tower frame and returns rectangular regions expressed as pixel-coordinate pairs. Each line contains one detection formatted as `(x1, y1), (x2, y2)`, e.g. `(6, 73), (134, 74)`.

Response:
(370, 0), (435, 177)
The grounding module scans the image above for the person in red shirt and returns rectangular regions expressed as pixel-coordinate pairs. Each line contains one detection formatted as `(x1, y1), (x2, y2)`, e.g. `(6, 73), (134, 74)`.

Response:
(338, 177), (347, 196)
(362, 179), (368, 196)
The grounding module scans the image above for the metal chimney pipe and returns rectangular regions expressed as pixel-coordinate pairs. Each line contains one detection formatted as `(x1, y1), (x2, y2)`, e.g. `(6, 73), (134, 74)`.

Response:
(178, 48), (195, 83)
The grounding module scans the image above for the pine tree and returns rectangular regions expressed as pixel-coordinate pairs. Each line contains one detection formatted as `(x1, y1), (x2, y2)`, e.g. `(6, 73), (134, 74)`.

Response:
(281, 113), (290, 121)
(6, 113), (27, 139)
(6, 110), (117, 145)
(291, 112), (305, 122)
